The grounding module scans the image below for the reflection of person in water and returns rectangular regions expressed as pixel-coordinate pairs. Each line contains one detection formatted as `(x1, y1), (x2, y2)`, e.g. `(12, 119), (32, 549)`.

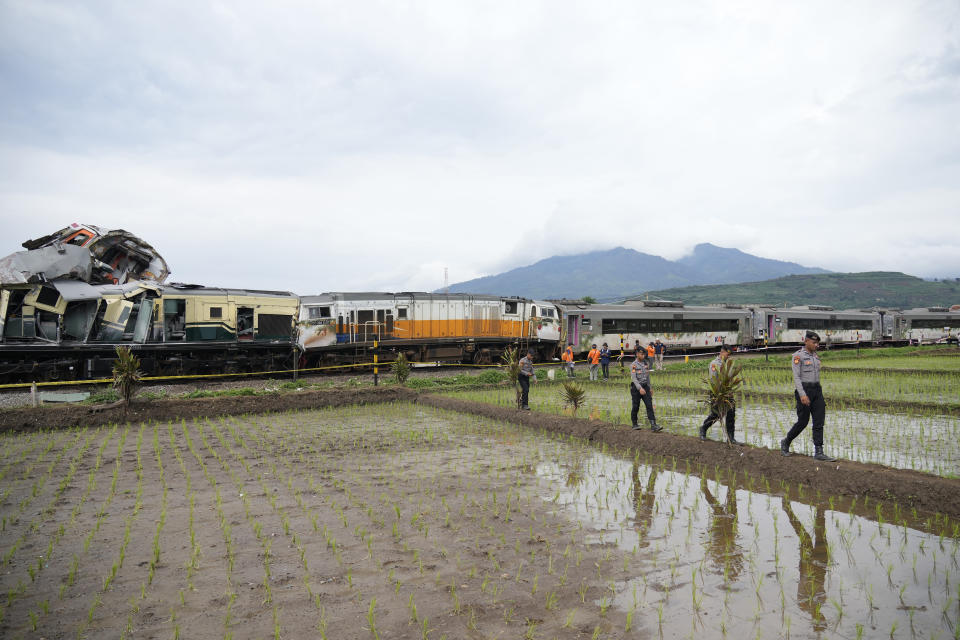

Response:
(782, 500), (829, 632)
(700, 477), (743, 581)
(631, 461), (658, 547)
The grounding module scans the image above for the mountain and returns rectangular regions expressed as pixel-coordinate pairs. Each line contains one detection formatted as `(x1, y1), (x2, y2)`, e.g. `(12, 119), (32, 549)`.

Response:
(677, 243), (830, 284)
(640, 271), (960, 309)
(444, 244), (827, 300)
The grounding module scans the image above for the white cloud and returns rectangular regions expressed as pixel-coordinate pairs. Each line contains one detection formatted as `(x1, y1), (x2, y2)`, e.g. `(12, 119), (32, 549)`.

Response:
(1, 0), (958, 290)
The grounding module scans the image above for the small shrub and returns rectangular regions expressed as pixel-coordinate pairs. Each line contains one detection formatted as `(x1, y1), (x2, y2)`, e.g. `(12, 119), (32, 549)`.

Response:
(560, 381), (587, 415)
(112, 346), (142, 406)
(392, 353), (411, 384)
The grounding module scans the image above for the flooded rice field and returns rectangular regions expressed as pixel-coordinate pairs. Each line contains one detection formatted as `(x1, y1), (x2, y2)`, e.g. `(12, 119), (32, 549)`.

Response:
(0, 402), (956, 639)
(447, 383), (960, 477)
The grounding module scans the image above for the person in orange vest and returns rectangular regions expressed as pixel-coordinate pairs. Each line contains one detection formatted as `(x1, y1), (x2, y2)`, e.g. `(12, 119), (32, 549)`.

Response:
(561, 344), (575, 378)
(587, 344), (600, 381)
(646, 342), (656, 362)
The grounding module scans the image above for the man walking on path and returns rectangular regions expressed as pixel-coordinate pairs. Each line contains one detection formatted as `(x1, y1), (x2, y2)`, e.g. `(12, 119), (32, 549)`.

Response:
(781, 331), (837, 461)
(587, 344), (600, 381)
(518, 349), (537, 410)
(699, 344), (743, 444)
(630, 349), (662, 432)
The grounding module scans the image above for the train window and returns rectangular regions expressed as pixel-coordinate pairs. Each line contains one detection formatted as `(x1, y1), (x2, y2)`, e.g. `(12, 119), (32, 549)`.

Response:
(209, 307), (223, 319)
(911, 318), (958, 329)
(581, 317), (590, 326)
(504, 301), (518, 314)
(530, 306), (537, 316)
(308, 306), (331, 319)
(397, 307), (408, 319)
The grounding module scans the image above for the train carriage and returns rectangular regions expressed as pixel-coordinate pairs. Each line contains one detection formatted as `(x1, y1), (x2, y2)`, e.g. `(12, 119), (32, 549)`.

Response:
(893, 307), (960, 344)
(297, 292), (561, 367)
(555, 300), (753, 353)
(755, 306), (877, 345)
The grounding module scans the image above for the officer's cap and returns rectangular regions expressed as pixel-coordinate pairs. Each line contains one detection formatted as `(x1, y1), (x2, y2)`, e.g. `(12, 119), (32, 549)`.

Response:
(805, 331), (821, 342)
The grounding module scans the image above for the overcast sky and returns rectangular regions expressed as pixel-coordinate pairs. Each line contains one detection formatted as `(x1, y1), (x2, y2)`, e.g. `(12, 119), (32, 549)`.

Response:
(1, 0), (958, 294)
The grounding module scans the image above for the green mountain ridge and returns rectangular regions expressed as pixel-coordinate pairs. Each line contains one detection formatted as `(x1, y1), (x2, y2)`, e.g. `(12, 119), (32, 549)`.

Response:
(641, 271), (960, 309)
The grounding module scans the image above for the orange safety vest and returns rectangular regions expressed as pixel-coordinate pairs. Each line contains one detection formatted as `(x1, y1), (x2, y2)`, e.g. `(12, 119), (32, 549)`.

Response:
(562, 347), (574, 362)
(587, 349), (600, 365)
(646, 345), (655, 358)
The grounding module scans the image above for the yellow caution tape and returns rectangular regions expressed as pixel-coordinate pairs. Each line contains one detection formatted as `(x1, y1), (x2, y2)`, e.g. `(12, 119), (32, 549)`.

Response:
(0, 358), (568, 390)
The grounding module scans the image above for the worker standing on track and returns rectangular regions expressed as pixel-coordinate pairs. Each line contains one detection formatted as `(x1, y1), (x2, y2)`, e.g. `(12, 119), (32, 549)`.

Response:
(630, 349), (663, 432)
(780, 331), (837, 461)
(654, 339), (665, 370)
(562, 344), (575, 378)
(699, 344), (743, 445)
(587, 344), (600, 381)
(518, 348), (536, 410)
(646, 342), (656, 364)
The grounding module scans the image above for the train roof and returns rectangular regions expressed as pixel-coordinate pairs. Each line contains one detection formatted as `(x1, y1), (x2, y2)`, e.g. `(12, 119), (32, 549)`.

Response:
(300, 292), (534, 303)
(162, 283), (296, 298)
(564, 303), (750, 317)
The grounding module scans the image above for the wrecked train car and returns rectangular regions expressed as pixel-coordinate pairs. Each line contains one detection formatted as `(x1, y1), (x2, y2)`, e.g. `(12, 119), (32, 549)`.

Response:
(0, 282), (298, 382)
(0, 223), (170, 286)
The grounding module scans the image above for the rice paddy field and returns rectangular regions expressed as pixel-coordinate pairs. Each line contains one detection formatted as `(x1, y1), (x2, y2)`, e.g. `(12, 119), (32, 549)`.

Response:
(447, 348), (960, 478)
(0, 346), (957, 639)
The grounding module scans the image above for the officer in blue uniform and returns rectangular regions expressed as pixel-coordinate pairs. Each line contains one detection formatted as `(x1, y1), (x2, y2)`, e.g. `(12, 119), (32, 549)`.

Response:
(630, 349), (662, 432)
(781, 331), (837, 461)
(699, 344), (742, 444)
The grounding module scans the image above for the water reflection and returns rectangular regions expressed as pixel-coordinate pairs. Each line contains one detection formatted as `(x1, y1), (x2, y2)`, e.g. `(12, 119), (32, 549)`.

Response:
(534, 445), (959, 640)
(630, 461), (657, 548)
(783, 500), (829, 633)
(700, 477), (743, 581)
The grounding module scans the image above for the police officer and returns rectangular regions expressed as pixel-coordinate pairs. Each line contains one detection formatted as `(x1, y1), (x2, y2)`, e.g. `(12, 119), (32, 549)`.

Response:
(630, 349), (663, 432)
(518, 348), (537, 410)
(781, 331), (837, 461)
(699, 344), (743, 444)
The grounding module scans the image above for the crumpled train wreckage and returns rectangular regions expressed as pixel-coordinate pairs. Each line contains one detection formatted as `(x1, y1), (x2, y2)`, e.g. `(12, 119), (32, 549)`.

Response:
(1, 224), (299, 382)
(0, 223), (169, 286)
(0, 223), (171, 347)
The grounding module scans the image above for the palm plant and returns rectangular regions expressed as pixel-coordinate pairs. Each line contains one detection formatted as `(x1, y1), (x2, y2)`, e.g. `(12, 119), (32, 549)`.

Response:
(392, 353), (411, 384)
(501, 347), (522, 409)
(560, 381), (587, 416)
(112, 346), (142, 409)
(702, 358), (743, 443)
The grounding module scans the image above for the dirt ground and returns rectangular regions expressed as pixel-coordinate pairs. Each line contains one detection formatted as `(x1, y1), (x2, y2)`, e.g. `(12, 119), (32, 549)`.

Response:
(2, 386), (958, 521)
(1, 405), (648, 639)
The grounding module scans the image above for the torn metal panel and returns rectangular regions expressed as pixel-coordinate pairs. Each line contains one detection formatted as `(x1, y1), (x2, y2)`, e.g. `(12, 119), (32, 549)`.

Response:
(62, 300), (98, 341)
(0, 245), (93, 284)
(24, 284), (67, 315)
(96, 299), (134, 341)
(51, 280), (101, 301)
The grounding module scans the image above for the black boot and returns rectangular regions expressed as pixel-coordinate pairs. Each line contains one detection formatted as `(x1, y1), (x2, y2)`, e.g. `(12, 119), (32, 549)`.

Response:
(813, 446), (837, 462)
(780, 438), (792, 457)
(649, 421), (663, 433)
(631, 422), (641, 431)
(726, 426), (743, 446)
(698, 424), (709, 441)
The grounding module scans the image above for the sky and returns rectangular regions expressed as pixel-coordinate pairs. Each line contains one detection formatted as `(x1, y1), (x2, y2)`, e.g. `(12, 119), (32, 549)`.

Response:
(1, 0), (958, 294)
